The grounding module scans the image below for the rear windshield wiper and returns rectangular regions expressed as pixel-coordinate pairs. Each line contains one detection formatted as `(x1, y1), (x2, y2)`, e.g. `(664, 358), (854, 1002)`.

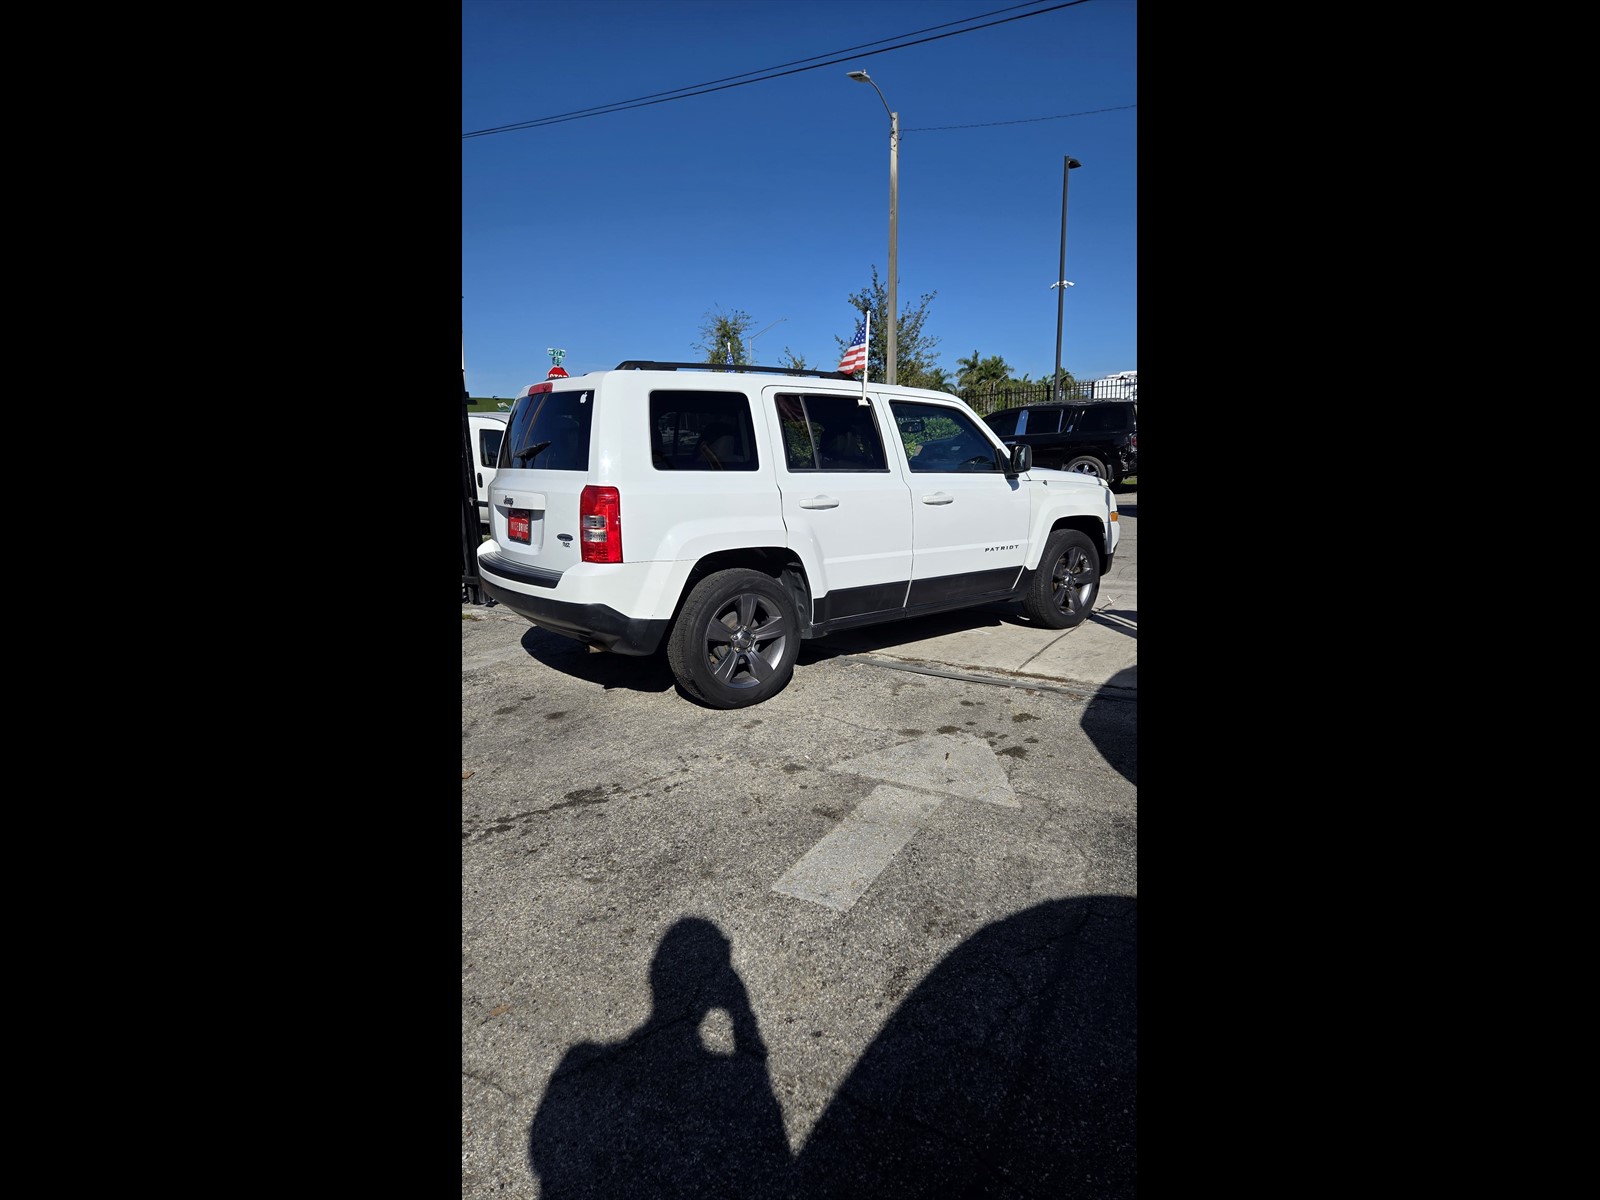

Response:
(513, 439), (552, 462)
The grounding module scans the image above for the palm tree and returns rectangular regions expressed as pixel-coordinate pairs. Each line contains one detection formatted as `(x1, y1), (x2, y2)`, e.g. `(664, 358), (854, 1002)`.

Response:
(956, 351), (1012, 392)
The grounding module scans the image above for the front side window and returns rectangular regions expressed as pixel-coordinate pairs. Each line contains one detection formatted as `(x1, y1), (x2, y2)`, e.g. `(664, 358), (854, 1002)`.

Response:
(890, 401), (1002, 473)
(774, 393), (889, 471)
(649, 390), (759, 471)
(501, 389), (593, 471)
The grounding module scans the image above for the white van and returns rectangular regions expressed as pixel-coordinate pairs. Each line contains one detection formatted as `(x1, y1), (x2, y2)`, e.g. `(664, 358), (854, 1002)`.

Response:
(467, 412), (510, 526)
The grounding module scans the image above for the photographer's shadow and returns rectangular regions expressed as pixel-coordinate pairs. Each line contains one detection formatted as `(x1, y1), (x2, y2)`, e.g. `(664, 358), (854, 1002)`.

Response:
(527, 917), (790, 1198)
(528, 897), (1135, 1198)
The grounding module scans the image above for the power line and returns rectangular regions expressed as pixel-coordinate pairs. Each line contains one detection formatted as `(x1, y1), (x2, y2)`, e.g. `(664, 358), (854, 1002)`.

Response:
(462, 0), (1091, 138)
(904, 103), (1135, 133)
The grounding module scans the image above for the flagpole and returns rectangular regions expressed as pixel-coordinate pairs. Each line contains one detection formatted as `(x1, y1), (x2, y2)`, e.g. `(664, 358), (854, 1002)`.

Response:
(862, 308), (871, 401)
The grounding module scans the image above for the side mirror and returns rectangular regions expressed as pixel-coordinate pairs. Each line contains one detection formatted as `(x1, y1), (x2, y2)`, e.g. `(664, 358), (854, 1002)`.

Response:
(1006, 443), (1032, 476)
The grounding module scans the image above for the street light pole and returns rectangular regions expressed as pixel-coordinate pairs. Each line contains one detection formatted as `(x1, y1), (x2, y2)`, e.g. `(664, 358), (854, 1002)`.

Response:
(1050, 280), (1075, 400)
(848, 70), (898, 385)
(1053, 156), (1081, 403)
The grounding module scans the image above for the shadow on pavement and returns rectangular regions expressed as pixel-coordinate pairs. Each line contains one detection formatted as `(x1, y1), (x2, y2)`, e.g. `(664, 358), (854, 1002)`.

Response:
(527, 897), (1136, 1198)
(527, 918), (790, 1197)
(1088, 608), (1137, 638)
(518, 627), (678, 695)
(1084, 666), (1137, 786)
(797, 603), (1027, 665)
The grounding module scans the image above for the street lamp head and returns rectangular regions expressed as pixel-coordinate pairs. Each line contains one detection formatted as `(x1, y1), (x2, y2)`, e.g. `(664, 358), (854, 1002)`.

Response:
(847, 70), (871, 82)
(1065, 157), (1082, 169)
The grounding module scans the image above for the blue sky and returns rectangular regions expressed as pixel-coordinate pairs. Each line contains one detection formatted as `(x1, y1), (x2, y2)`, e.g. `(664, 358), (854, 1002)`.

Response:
(462, 0), (1135, 399)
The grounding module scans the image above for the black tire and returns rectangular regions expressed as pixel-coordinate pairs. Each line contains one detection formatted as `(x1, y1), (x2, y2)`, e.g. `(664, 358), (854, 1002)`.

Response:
(667, 569), (800, 708)
(1022, 529), (1101, 629)
(1063, 454), (1109, 481)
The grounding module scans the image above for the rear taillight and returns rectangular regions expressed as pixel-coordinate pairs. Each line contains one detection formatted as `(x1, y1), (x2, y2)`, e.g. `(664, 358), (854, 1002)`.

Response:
(1127, 432), (1137, 449)
(580, 485), (622, 563)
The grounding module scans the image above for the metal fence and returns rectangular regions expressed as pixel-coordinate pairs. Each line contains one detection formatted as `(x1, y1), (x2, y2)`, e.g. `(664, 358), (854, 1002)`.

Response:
(959, 379), (1137, 418)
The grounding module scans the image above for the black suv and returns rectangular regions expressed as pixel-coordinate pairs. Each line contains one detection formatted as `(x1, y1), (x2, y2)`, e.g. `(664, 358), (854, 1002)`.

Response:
(983, 400), (1137, 486)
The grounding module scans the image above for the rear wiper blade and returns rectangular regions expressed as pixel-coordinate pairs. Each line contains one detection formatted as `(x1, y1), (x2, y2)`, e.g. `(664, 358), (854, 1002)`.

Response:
(514, 439), (552, 462)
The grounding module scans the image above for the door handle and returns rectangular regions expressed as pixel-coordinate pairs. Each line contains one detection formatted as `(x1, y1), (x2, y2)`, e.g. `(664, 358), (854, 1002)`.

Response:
(921, 492), (954, 505)
(477, 472), (484, 488)
(798, 496), (840, 510)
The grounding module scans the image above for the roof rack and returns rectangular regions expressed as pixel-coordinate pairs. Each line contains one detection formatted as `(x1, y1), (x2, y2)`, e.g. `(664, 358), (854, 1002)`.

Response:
(613, 360), (855, 381)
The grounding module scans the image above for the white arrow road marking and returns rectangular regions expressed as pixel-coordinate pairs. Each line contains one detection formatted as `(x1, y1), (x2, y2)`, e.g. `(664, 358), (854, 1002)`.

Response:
(826, 732), (1019, 808)
(771, 785), (944, 912)
(772, 734), (1019, 912)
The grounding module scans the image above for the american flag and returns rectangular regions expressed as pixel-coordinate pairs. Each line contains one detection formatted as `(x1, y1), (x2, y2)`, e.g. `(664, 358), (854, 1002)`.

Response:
(839, 320), (867, 373)
(725, 342), (734, 365)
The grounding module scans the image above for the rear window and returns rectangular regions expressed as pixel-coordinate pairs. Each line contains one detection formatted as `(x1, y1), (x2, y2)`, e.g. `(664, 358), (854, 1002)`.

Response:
(650, 390), (759, 471)
(500, 388), (593, 471)
(775, 393), (889, 471)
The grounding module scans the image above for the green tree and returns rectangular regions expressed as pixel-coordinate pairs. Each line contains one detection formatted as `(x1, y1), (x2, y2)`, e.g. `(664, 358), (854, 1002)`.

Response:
(836, 265), (941, 385)
(694, 308), (756, 364)
(1042, 367), (1081, 397)
(778, 348), (809, 371)
(955, 350), (1013, 391)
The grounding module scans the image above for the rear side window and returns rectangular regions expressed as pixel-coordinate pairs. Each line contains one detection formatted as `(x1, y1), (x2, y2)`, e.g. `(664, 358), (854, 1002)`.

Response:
(775, 393), (889, 471)
(500, 389), (593, 471)
(650, 390), (759, 471)
(1025, 409), (1064, 435)
(1080, 405), (1128, 433)
(478, 427), (503, 467)
(986, 409), (1021, 437)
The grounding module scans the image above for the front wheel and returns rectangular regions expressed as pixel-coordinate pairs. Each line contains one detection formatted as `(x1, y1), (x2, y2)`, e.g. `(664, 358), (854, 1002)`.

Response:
(1063, 455), (1109, 480)
(1022, 529), (1101, 629)
(667, 568), (800, 708)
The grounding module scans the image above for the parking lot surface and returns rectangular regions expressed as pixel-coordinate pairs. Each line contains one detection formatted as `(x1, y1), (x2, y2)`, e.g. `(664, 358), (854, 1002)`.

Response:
(463, 493), (1136, 1197)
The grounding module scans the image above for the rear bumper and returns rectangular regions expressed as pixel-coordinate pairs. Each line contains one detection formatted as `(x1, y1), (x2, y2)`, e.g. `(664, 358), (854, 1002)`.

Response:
(477, 552), (669, 655)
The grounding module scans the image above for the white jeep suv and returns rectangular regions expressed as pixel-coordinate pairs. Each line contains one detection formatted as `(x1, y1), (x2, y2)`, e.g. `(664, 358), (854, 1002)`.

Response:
(475, 362), (1119, 708)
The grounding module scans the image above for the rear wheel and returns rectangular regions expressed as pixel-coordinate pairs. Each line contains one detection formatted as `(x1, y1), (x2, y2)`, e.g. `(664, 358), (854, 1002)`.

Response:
(1063, 454), (1109, 480)
(667, 569), (800, 708)
(1022, 529), (1100, 629)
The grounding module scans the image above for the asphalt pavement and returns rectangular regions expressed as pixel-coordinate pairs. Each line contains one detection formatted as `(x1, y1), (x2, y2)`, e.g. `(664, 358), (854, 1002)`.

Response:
(461, 488), (1136, 1198)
